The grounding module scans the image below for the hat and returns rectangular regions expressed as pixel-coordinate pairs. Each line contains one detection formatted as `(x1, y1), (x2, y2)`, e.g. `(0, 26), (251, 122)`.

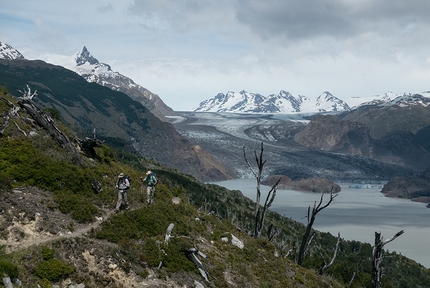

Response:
(146, 171), (152, 175)
(118, 173), (124, 178)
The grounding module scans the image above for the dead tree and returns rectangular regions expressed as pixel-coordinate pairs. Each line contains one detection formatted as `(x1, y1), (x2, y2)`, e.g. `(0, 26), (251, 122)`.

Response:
(371, 230), (404, 288)
(297, 189), (338, 265)
(318, 231), (341, 275)
(243, 142), (281, 238)
(17, 86), (84, 166)
(186, 248), (210, 283)
(347, 259), (362, 288)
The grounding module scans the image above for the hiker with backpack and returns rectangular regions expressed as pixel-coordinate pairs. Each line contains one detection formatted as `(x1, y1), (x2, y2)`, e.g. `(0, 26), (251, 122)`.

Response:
(115, 172), (130, 212)
(141, 171), (157, 205)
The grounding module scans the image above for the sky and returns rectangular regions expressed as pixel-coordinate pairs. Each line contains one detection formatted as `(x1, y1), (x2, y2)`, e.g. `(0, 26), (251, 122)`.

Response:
(1, 0), (430, 111)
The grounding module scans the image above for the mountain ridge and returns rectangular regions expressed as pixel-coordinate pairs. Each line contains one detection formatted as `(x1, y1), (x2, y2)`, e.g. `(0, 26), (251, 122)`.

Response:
(2, 41), (430, 115)
(194, 89), (430, 114)
(0, 42), (175, 122)
(71, 46), (176, 122)
(0, 58), (234, 182)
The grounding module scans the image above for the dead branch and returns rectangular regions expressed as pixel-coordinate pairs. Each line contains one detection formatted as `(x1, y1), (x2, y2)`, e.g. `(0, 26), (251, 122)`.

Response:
(13, 121), (26, 136)
(164, 223), (175, 244)
(371, 230), (404, 288)
(347, 259), (362, 288)
(319, 232), (341, 275)
(186, 248), (210, 283)
(18, 84), (37, 100)
(244, 142), (280, 238)
(297, 188), (338, 265)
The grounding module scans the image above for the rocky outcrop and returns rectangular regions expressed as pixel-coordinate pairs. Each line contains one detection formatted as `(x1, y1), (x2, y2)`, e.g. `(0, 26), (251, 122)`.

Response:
(293, 113), (430, 171)
(381, 166), (430, 203)
(293, 114), (374, 156)
(262, 175), (341, 193)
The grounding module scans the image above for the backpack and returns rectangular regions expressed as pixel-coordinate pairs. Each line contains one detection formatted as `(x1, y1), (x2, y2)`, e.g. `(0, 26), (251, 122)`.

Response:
(118, 175), (131, 188)
(151, 172), (159, 186)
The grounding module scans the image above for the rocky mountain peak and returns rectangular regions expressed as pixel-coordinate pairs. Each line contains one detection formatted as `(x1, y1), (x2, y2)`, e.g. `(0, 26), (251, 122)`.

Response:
(0, 42), (25, 60)
(75, 46), (99, 66)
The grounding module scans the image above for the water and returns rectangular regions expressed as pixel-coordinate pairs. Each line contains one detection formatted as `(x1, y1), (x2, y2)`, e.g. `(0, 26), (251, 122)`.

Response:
(212, 178), (430, 268)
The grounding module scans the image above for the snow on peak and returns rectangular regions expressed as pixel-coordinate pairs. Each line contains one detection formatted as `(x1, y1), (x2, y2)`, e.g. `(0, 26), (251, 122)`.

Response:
(72, 46), (118, 84)
(75, 46), (99, 66)
(0, 42), (25, 60)
(194, 90), (350, 113)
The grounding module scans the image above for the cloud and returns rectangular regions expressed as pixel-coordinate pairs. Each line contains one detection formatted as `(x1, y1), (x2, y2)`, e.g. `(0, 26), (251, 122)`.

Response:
(2, 0), (430, 110)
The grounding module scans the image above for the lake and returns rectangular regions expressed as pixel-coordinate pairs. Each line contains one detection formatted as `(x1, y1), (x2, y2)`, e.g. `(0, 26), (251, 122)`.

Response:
(212, 178), (430, 268)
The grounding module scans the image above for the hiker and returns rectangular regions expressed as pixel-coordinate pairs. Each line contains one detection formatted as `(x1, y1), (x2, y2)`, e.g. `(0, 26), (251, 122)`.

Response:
(141, 171), (157, 204)
(115, 172), (130, 212)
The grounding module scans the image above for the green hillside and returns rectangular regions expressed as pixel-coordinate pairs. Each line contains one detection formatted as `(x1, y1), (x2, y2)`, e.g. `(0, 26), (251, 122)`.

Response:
(1, 88), (429, 287)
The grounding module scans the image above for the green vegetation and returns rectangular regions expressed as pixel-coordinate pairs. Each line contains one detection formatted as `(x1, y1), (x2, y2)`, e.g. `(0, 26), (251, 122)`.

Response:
(0, 90), (429, 287)
(0, 258), (19, 278)
(34, 246), (74, 282)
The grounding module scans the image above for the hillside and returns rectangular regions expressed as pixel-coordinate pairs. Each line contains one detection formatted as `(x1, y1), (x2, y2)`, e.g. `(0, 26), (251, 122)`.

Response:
(1, 89), (430, 287)
(0, 59), (233, 182)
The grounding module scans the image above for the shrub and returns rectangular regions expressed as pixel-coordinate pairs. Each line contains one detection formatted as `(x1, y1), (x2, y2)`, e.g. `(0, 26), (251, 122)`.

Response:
(0, 172), (12, 194)
(55, 192), (98, 223)
(38, 278), (52, 288)
(41, 246), (55, 260)
(0, 259), (19, 278)
(34, 258), (74, 282)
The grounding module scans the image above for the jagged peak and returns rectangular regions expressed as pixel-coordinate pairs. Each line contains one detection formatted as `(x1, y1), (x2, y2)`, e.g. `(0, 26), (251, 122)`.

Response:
(0, 42), (25, 60)
(75, 46), (99, 66)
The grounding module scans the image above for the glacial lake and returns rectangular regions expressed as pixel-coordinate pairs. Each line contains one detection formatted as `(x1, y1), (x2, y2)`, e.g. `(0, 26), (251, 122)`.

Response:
(212, 178), (430, 268)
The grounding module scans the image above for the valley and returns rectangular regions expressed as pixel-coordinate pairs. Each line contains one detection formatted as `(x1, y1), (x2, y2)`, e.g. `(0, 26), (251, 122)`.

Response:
(170, 111), (416, 181)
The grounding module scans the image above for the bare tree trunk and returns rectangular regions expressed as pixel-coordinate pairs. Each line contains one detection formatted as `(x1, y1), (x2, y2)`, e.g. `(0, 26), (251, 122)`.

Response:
(371, 230), (404, 288)
(244, 142), (280, 238)
(297, 189), (337, 265)
(319, 232), (341, 275)
(347, 259), (362, 288)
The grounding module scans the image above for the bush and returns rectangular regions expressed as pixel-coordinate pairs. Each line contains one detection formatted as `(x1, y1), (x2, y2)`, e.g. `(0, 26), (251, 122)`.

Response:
(34, 258), (74, 282)
(55, 192), (98, 223)
(0, 172), (12, 194)
(41, 246), (55, 260)
(0, 259), (19, 278)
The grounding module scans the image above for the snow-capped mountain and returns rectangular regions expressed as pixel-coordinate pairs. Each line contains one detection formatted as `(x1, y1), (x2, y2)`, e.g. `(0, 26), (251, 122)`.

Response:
(194, 90), (350, 113)
(73, 46), (135, 88)
(0, 42), (25, 60)
(350, 91), (430, 108)
(66, 46), (176, 121)
(348, 91), (396, 108)
(387, 93), (430, 107)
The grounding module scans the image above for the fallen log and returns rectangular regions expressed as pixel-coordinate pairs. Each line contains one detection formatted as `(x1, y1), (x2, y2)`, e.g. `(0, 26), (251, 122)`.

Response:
(18, 98), (84, 166)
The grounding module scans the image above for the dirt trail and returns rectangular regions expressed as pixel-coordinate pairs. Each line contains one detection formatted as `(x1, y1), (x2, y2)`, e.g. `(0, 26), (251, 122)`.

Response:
(0, 207), (114, 254)
(0, 187), (116, 253)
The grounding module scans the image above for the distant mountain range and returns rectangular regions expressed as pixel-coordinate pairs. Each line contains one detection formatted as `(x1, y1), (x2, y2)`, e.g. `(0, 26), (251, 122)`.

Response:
(194, 90), (430, 113)
(2, 41), (430, 115)
(194, 90), (350, 113)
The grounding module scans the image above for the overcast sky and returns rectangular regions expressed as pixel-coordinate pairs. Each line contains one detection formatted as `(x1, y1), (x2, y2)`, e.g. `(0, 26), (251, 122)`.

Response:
(2, 0), (430, 111)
